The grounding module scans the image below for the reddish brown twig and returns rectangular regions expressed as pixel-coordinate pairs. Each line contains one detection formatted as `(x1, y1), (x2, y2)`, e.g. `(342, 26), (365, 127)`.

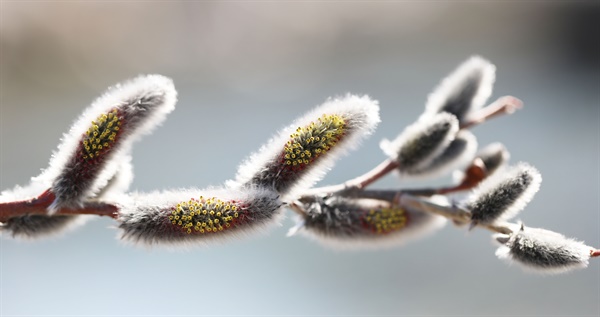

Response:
(0, 189), (118, 222)
(460, 96), (523, 129)
(302, 98), (521, 200)
(301, 159), (399, 197)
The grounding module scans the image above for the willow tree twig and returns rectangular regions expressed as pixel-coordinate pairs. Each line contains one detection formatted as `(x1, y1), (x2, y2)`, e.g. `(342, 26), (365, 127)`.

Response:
(303, 96), (520, 200)
(0, 190), (118, 222)
(301, 159), (399, 196)
(460, 96), (523, 129)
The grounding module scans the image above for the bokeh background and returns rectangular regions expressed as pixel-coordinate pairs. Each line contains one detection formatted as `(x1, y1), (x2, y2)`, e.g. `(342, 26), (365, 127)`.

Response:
(1, 2), (599, 316)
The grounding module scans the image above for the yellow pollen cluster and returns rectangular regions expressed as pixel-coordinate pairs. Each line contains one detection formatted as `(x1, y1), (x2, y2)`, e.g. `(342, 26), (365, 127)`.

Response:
(169, 196), (240, 234)
(284, 114), (346, 167)
(363, 207), (408, 234)
(82, 109), (122, 160)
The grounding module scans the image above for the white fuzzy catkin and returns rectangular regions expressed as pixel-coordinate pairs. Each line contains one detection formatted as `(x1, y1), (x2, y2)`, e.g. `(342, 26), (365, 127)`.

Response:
(466, 163), (541, 225)
(46, 75), (177, 213)
(420, 56), (496, 124)
(0, 155), (134, 239)
(94, 155), (134, 200)
(0, 214), (92, 240)
(295, 196), (447, 250)
(231, 94), (380, 199)
(495, 225), (591, 274)
(406, 130), (478, 179)
(117, 187), (283, 247)
(380, 112), (459, 174)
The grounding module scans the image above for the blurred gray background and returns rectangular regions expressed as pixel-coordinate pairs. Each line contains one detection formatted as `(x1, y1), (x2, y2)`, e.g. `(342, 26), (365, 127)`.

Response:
(1, 2), (599, 316)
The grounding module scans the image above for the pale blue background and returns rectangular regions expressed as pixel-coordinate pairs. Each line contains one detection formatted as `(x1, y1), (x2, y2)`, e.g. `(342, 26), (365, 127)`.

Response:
(1, 2), (598, 316)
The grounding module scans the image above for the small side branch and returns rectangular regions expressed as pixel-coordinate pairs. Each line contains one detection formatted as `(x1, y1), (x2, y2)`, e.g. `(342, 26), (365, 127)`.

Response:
(302, 159), (399, 197)
(0, 190), (119, 222)
(460, 96), (523, 129)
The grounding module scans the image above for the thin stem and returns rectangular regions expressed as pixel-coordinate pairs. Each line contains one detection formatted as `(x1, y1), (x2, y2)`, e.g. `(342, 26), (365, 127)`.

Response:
(0, 190), (119, 222)
(302, 159), (399, 197)
(460, 96), (523, 129)
(398, 193), (471, 225)
(319, 158), (487, 202)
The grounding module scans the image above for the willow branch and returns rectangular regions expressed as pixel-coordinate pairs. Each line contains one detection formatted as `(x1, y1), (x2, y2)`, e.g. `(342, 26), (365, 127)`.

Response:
(460, 96), (523, 129)
(303, 97), (521, 200)
(0, 190), (119, 222)
(301, 159), (399, 197)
